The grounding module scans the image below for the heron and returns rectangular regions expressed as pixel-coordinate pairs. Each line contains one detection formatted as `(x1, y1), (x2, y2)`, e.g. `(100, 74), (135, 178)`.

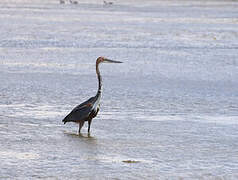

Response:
(69, 0), (78, 4)
(62, 57), (122, 134)
(103, 1), (113, 5)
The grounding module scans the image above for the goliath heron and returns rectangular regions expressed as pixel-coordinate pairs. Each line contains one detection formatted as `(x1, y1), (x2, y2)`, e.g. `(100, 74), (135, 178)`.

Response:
(62, 57), (122, 134)
(69, 0), (78, 4)
(103, 1), (113, 5)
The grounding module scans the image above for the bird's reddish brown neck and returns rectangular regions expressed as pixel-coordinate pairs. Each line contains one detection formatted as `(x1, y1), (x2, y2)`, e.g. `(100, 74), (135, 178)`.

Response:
(96, 61), (102, 96)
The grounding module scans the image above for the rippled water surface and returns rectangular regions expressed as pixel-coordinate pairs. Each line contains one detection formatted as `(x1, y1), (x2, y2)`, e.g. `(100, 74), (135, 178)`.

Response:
(1, 0), (238, 179)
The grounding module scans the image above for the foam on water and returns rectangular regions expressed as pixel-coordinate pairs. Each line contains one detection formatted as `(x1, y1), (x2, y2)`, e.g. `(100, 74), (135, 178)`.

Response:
(0, 151), (40, 160)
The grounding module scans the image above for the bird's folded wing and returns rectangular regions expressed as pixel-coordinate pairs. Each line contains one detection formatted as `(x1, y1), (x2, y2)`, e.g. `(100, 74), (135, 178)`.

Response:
(75, 97), (95, 109)
(68, 103), (93, 121)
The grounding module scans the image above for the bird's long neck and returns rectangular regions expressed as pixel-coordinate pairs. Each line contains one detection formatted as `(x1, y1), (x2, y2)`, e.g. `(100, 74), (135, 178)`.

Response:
(96, 62), (102, 97)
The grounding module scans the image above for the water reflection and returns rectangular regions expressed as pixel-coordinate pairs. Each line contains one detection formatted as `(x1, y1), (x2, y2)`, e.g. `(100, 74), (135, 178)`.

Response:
(63, 131), (96, 139)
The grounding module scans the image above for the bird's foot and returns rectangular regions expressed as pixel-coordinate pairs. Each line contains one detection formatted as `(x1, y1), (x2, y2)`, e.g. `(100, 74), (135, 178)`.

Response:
(87, 133), (92, 138)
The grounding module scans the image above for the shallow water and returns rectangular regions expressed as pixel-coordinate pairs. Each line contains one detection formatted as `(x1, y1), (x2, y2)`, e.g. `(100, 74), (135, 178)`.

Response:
(0, 0), (238, 179)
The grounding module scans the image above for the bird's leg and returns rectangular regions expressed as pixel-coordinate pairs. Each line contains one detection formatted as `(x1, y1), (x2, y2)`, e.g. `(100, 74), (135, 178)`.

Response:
(78, 121), (84, 134)
(88, 119), (92, 134)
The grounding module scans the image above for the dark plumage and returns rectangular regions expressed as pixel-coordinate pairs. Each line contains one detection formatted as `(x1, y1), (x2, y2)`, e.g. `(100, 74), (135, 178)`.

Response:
(62, 57), (122, 134)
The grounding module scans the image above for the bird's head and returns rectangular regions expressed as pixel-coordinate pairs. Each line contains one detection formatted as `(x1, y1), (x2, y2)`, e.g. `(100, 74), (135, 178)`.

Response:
(96, 57), (123, 65)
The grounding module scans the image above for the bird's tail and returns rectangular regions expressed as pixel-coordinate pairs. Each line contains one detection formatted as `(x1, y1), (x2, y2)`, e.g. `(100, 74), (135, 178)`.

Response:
(62, 112), (76, 124)
(62, 118), (67, 124)
(62, 115), (70, 124)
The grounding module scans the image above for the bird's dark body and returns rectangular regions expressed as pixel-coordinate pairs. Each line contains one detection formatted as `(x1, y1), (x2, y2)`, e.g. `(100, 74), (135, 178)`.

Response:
(62, 57), (122, 134)
(63, 96), (96, 123)
(62, 95), (100, 133)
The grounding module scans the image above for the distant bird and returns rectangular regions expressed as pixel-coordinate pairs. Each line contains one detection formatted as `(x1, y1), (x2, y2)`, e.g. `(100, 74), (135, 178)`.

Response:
(103, 1), (113, 5)
(59, 0), (65, 4)
(69, 0), (78, 4)
(62, 57), (122, 134)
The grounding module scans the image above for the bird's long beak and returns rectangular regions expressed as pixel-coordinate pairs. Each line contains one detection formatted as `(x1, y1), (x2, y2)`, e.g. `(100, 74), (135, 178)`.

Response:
(104, 58), (123, 63)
